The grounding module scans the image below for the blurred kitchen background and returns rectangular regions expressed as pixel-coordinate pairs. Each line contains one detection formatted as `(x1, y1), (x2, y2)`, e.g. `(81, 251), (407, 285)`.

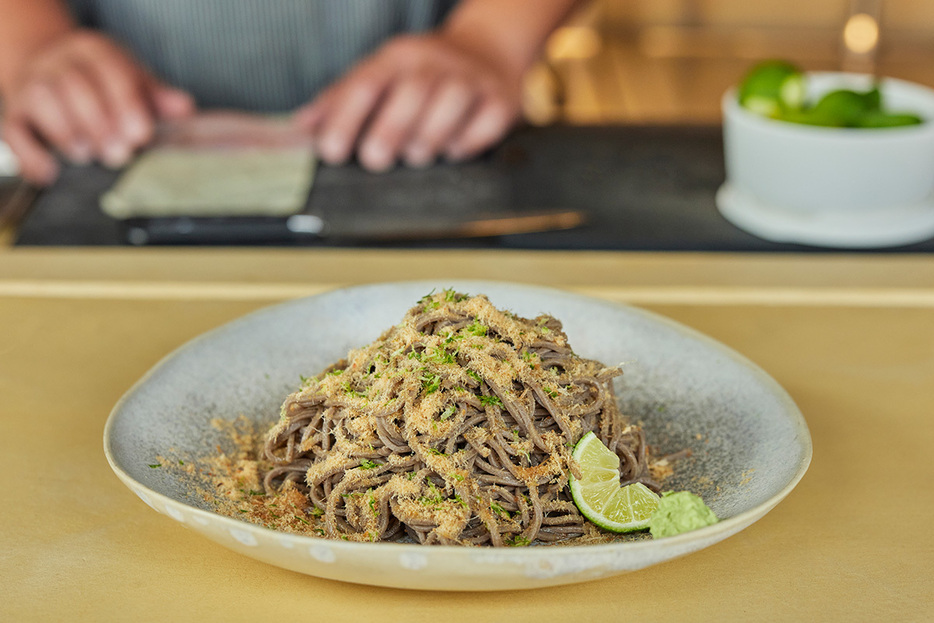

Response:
(523, 0), (934, 125)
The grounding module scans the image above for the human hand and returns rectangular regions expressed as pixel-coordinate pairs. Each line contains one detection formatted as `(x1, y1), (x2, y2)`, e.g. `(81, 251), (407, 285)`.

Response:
(294, 32), (524, 172)
(1, 30), (195, 184)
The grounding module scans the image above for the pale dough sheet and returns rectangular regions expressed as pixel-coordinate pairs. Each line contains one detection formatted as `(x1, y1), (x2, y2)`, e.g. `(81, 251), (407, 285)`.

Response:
(100, 113), (316, 219)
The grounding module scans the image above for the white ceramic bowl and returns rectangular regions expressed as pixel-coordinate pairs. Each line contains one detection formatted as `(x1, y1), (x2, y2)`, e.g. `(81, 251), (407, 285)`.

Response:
(718, 72), (934, 247)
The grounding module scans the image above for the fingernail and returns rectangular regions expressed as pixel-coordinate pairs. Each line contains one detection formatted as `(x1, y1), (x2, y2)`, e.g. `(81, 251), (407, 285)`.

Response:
(445, 146), (467, 162)
(102, 139), (132, 169)
(404, 144), (433, 168)
(68, 140), (93, 165)
(361, 141), (393, 172)
(123, 114), (149, 142)
(319, 134), (349, 164)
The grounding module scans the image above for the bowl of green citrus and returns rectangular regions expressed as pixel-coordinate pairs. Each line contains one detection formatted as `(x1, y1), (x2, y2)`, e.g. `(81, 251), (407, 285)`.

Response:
(718, 61), (934, 247)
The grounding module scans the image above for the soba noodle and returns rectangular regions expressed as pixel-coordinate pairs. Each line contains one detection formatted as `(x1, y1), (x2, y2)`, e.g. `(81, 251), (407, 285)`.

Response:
(262, 290), (656, 546)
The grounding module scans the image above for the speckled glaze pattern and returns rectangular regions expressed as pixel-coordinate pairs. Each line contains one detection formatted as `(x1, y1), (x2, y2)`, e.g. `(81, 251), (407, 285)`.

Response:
(104, 281), (812, 591)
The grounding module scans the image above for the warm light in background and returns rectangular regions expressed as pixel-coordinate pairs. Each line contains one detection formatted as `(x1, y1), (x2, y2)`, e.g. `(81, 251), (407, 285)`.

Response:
(843, 12), (880, 54)
(546, 26), (602, 61)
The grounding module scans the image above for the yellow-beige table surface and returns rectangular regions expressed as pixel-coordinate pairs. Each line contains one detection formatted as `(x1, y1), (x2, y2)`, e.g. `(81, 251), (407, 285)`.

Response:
(1, 248), (932, 622)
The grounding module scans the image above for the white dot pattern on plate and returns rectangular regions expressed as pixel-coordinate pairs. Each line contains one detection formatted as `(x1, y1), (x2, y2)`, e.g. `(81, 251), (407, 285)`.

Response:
(278, 536), (295, 549)
(309, 544), (336, 563)
(164, 505), (185, 522)
(398, 552), (428, 570)
(229, 528), (258, 547)
(193, 515), (211, 526)
(523, 554), (609, 579)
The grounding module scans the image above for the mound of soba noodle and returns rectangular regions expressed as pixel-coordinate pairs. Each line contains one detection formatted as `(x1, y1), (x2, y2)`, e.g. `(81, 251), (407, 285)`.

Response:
(263, 291), (655, 546)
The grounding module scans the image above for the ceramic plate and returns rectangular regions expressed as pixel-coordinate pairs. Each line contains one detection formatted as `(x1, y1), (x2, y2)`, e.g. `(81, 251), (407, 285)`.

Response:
(104, 281), (811, 591)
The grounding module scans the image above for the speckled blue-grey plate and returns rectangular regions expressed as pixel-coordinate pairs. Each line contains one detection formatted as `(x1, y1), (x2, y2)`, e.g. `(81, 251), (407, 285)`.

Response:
(104, 281), (811, 591)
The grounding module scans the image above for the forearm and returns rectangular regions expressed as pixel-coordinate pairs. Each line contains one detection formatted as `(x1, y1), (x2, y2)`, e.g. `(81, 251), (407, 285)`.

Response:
(441, 0), (582, 77)
(0, 0), (76, 94)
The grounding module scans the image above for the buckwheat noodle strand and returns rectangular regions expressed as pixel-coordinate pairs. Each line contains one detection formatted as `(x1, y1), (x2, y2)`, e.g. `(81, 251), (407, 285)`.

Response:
(262, 292), (656, 546)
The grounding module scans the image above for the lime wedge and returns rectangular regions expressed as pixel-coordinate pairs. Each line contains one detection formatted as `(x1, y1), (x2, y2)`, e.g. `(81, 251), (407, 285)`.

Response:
(738, 60), (805, 117)
(862, 86), (882, 111)
(569, 431), (659, 533)
(811, 89), (879, 126)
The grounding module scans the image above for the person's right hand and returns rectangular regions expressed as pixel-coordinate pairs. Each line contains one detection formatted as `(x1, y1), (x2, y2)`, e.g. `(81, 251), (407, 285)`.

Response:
(1, 30), (195, 184)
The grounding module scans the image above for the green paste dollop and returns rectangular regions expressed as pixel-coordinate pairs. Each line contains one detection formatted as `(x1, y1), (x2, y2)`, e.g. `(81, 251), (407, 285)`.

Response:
(649, 491), (718, 538)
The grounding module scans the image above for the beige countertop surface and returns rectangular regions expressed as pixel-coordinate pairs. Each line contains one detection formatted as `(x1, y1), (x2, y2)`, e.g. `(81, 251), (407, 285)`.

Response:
(1, 248), (932, 621)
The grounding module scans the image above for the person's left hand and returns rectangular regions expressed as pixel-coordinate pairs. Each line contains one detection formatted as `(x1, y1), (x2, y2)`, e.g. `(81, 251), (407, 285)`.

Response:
(294, 32), (523, 172)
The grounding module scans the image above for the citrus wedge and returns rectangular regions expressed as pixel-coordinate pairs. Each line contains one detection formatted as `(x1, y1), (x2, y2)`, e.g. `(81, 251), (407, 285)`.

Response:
(738, 60), (805, 117)
(569, 431), (659, 533)
(811, 89), (877, 126)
